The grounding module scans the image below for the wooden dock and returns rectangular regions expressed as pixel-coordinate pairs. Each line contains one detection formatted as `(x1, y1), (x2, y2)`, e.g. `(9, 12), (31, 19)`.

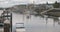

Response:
(40, 8), (60, 17)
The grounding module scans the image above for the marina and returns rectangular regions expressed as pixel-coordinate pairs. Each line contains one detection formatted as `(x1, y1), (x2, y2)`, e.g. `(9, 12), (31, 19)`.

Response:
(0, 0), (60, 32)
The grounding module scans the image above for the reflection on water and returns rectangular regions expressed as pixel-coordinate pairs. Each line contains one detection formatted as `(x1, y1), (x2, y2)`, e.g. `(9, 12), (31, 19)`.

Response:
(12, 12), (60, 32)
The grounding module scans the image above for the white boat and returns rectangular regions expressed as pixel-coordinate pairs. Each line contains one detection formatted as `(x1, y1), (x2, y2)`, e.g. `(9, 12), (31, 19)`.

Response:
(16, 23), (26, 32)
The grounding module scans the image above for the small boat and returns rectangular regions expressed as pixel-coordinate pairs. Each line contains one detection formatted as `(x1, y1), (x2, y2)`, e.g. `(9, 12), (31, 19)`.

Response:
(16, 23), (26, 32)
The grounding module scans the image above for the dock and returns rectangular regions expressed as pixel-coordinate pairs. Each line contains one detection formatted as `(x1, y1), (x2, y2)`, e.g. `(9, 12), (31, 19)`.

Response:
(40, 8), (60, 17)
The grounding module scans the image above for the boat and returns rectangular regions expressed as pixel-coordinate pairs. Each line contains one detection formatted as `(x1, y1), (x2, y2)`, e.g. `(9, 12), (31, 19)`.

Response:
(16, 23), (26, 32)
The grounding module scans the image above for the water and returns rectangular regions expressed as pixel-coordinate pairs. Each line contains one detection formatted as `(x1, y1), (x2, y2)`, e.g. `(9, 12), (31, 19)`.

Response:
(12, 12), (60, 32)
(0, 10), (60, 32)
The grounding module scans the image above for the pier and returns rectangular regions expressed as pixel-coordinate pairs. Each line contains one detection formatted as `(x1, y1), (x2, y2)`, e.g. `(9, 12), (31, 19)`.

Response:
(40, 8), (60, 17)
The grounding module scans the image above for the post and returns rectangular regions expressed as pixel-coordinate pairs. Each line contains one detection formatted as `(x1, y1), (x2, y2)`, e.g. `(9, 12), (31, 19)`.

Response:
(11, 13), (12, 32)
(7, 11), (8, 19)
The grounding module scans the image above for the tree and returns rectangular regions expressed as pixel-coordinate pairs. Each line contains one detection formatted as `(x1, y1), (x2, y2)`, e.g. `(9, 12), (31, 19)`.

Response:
(53, 1), (59, 8)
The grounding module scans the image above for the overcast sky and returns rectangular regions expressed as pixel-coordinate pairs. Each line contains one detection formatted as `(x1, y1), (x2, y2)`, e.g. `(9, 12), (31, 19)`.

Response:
(0, 0), (59, 8)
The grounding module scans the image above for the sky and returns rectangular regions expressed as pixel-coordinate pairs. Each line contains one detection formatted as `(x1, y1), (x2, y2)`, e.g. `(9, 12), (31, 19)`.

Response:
(0, 0), (59, 8)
